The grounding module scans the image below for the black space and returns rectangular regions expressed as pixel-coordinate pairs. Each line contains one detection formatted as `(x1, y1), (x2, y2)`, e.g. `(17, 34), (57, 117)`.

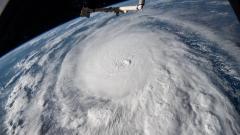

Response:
(0, 0), (125, 57)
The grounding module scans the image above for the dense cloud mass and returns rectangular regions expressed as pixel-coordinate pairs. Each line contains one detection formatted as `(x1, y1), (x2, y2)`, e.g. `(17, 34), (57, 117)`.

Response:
(0, 0), (240, 135)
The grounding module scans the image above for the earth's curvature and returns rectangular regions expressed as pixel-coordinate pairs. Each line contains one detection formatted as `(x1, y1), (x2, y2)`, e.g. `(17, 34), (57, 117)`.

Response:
(0, 0), (240, 134)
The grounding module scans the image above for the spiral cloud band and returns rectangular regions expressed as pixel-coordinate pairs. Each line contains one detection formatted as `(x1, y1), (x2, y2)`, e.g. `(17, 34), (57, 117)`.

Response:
(0, 0), (240, 135)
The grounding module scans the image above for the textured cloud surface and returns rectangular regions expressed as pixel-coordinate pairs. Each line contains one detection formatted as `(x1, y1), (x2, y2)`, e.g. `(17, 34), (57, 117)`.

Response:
(0, 0), (240, 135)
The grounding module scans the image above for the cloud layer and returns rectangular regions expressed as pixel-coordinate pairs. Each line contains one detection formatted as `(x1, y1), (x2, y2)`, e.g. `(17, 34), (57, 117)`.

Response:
(1, 0), (240, 135)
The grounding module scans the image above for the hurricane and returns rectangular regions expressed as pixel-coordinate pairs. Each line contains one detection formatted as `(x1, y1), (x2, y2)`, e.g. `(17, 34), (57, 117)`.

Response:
(0, 0), (240, 135)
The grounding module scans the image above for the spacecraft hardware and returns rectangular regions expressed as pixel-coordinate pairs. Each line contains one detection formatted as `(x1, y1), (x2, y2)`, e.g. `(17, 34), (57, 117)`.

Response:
(80, 0), (145, 17)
